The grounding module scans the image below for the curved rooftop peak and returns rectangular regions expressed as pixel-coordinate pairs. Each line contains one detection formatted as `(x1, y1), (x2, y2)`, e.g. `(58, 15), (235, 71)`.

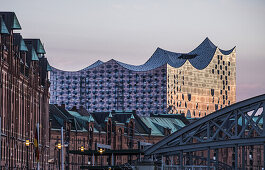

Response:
(204, 37), (217, 49)
(219, 46), (236, 55)
(51, 37), (235, 72)
(80, 60), (104, 71)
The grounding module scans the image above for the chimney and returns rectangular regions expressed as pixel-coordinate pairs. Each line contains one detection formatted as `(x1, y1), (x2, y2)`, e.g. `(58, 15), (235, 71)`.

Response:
(71, 106), (77, 111)
(61, 104), (65, 109)
(164, 127), (171, 136)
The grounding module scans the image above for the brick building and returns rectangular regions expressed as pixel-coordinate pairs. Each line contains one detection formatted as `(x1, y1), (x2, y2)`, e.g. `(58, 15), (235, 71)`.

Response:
(0, 12), (50, 169)
(49, 104), (189, 169)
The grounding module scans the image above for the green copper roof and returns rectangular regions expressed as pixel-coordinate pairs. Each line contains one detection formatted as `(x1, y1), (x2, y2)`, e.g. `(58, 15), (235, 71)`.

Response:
(139, 117), (186, 136)
(68, 110), (94, 122)
(88, 115), (95, 122)
(12, 14), (21, 29)
(20, 39), (28, 51)
(238, 116), (263, 126)
(47, 62), (52, 71)
(0, 18), (9, 34)
(37, 40), (46, 54)
(31, 48), (39, 61)
(68, 110), (81, 117)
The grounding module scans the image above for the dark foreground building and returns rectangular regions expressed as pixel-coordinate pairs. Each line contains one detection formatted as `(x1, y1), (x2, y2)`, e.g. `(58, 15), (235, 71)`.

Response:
(0, 12), (50, 169)
(49, 104), (189, 169)
(50, 38), (236, 118)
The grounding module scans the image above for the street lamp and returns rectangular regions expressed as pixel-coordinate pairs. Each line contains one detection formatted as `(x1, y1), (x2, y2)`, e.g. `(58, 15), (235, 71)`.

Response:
(80, 146), (84, 152)
(56, 142), (62, 170)
(98, 148), (105, 166)
(80, 146), (85, 167)
(25, 140), (30, 170)
(98, 148), (105, 154)
(57, 143), (62, 150)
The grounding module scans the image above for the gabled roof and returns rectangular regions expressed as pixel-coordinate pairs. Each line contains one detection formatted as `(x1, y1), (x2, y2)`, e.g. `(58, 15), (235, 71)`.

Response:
(24, 39), (46, 54)
(137, 116), (186, 136)
(13, 33), (28, 52)
(0, 16), (9, 34)
(24, 39), (40, 65)
(113, 112), (134, 123)
(50, 105), (189, 137)
(90, 112), (109, 128)
(31, 47), (39, 61)
(49, 104), (84, 131)
(0, 12), (21, 32)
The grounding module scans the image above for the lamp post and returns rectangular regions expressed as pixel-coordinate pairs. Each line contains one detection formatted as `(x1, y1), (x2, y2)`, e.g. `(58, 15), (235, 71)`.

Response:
(56, 142), (62, 170)
(80, 146), (85, 167)
(25, 140), (30, 170)
(98, 148), (105, 166)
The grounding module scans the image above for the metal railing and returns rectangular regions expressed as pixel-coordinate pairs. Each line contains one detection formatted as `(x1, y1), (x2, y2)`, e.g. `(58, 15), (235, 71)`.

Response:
(163, 165), (215, 170)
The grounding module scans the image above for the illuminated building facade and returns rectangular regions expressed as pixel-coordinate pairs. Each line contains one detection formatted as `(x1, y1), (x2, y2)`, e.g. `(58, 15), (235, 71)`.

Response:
(50, 38), (236, 117)
(0, 12), (50, 169)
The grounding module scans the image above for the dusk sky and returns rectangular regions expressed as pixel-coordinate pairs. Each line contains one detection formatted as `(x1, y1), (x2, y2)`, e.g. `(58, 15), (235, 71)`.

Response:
(1, 0), (265, 102)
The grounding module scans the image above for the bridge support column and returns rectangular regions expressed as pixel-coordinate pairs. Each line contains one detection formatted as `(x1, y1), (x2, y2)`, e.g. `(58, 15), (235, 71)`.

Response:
(161, 155), (164, 169)
(207, 147), (210, 170)
(263, 143), (265, 170)
(92, 153), (94, 166)
(111, 153), (114, 166)
(180, 151), (183, 169)
(214, 149), (218, 168)
(242, 146), (245, 169)
(235, 145), (238, 169)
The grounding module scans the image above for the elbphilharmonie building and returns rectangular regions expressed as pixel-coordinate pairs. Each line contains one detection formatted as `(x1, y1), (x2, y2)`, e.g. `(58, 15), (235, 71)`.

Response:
(50, 38), (236, 117)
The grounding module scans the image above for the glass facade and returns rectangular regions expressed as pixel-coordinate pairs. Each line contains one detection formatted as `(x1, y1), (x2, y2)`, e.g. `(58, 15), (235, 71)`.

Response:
(50, 38), (236, 117)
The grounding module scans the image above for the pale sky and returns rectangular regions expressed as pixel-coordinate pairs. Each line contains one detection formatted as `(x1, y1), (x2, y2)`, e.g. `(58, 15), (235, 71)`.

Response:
(1, 0), (265, 102)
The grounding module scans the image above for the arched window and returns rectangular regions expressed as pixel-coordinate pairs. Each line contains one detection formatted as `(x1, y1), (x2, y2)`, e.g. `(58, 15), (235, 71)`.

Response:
(118, 128), (123, 149)
(89, 126), (93, 148)
(107, 120), (112, 145)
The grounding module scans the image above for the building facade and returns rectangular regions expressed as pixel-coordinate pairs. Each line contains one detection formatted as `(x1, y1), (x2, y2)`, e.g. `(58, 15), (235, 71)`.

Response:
(50, 38), (236, 117)
(0, 12), (50, 169)
(49, 104), (189, 169)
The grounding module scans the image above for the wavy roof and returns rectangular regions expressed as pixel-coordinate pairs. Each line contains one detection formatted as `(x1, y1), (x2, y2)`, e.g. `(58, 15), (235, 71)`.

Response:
(117, 37), (235, 71)
(52, 60), (104, 72)
(52, 38), (235, 72)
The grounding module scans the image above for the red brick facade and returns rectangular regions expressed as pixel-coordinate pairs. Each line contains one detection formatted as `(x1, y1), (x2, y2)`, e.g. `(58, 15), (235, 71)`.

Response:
(0, 12), (50, 169)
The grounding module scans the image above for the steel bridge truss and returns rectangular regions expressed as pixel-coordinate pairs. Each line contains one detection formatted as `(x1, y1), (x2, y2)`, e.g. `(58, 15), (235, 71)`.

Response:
(145, 94), (265, 169)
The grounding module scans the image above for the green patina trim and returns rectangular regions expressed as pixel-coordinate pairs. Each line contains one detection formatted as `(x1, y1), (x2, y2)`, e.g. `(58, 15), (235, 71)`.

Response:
(88, 115), (94, 122)
(37, 40), (46, 54)
(20, 39), (28, 51)
(0, 19), (9, 34)
(31, 48), (39, 61)
(12, 14), (21, 29)
(47, 62), (52, 71)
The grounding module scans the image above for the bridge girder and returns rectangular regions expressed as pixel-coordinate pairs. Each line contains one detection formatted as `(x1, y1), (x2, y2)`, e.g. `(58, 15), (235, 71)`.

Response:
(145, 94), (265, 155)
